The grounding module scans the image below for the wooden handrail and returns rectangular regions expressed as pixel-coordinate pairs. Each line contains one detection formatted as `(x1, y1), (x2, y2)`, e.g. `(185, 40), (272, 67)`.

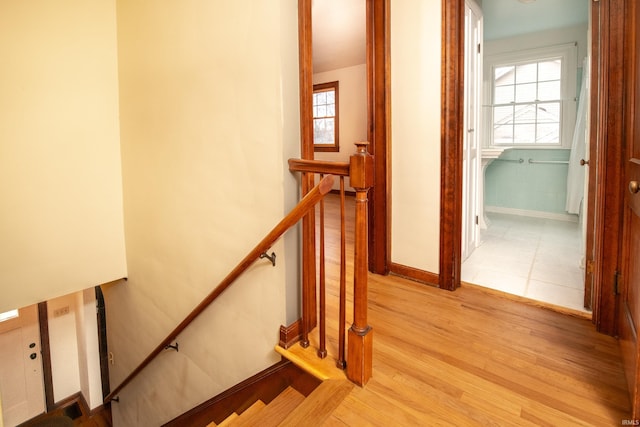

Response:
(289, 142), (373, 387)
(104, 174), (335, 403)
(288, 158), (350, 176)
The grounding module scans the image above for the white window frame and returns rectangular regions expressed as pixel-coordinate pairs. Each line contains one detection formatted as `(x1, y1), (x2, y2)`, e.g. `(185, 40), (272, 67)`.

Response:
(484, 43), (578, 149)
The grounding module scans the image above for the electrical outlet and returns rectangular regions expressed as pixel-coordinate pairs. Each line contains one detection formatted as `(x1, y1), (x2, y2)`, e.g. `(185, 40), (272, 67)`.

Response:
(53, 306), (70, 317)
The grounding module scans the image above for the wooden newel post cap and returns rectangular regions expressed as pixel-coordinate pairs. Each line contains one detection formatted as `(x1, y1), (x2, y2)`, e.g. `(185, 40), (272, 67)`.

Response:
(350, 142), (374, 190)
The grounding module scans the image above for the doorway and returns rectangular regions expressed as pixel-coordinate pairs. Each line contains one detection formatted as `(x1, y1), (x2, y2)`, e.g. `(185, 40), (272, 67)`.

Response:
(298, 0), (390, 277)
(0, 305), (45, 426)
(459, 0), (591, 313)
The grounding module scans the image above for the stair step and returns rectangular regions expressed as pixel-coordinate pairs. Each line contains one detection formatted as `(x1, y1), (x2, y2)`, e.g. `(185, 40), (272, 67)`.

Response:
(236, 399), (266, 420)
(207, 399), (266, 427)
(275, 342), (347, 381)
(210, 412), (237, 427)
(230, 386), (304, 427)
(279, 379), (354, 426)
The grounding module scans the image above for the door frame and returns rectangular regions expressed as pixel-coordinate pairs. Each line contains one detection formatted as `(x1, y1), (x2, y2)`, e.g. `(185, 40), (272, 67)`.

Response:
(441, 0), (623, 334)
(297, 0), (390, 276)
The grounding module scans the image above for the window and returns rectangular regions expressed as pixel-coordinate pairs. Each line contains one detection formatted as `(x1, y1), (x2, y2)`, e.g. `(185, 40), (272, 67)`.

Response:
(0, 309), (18, 322)
(313, 81), (339, 152)
(487, 44), (577, 148)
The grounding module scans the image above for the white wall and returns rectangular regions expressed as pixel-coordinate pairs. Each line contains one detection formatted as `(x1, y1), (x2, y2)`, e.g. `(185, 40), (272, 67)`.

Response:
(313, 63), (368, 190)
(108, 1), (300, 425)
(390, 0), (442, 274)
(48, 294), (81, 402)
(76, 289), (103, 410)
(0, 0), (127, 313)
(47, 290), (102, 408)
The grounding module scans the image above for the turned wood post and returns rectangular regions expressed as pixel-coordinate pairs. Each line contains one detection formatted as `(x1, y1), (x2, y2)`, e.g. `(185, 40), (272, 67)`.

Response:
(347, 142), (373, 386)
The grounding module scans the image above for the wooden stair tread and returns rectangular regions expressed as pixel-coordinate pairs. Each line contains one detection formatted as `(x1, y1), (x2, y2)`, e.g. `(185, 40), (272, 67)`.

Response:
(230, 387), (304, 427)
(279, 379), (354, 426)
(212, 412), (237, 427)
(275, 342), (347, 381)
(236, 399), (266, 419)
(207, 400), (266, 427)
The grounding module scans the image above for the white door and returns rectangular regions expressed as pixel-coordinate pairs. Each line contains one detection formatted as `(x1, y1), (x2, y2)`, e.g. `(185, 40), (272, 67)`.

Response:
(0, 305), (45, 426)
(462, 0), (483, 261)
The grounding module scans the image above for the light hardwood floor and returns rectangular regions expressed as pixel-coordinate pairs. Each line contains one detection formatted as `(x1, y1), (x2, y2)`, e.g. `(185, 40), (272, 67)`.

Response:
(312, 193), (630, 426)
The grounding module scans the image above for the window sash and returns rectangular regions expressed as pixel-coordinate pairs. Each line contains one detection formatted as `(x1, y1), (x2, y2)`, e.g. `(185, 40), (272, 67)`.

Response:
(485, 43), (577, 149)
(313, 81), (339, 152)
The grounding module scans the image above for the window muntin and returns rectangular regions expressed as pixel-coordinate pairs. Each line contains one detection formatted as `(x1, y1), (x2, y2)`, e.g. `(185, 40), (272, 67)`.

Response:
(313, 81), (339, 152)
(486, 44), (577, 148)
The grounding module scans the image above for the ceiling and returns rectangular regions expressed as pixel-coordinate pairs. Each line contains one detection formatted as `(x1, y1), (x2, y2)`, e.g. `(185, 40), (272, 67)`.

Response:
(312, 0), (366, 74)
(311, 0), (589, 73)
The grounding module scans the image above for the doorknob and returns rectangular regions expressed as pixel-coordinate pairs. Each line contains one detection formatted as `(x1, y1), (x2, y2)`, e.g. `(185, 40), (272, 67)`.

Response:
(630, 181), (640, 194)
(580, 159), (589, 166)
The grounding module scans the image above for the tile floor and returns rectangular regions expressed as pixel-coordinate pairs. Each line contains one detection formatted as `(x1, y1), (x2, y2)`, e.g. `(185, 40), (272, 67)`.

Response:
(461, 212), (589, 313)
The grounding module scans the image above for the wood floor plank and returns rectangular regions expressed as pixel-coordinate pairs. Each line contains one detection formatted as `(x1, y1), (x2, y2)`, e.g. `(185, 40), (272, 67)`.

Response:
(303, 193), (632, 426)
(279, 380), (353, 426)
(231, 387), (303, 427)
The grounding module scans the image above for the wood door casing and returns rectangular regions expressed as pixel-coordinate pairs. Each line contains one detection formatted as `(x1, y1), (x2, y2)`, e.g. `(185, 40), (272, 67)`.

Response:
(298, 0), (390, 278)
(620, 0), (640, 416)
(441, 0), (628, 335)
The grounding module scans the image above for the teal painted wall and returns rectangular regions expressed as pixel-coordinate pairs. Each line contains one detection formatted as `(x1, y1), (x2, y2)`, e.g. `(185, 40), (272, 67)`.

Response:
(485, 149), (570, 214)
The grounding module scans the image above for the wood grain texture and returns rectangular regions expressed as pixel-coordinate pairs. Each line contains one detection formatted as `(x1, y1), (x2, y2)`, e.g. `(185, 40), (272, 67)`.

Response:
(231, 387), (304, 427)
(313, 194), (631, 425)
(279, 380), (354, 427)
(366, 0), (391, 275)
(590, 0), (625, 337)
(439, 0), (464, 292)
(288, 159), (350, 176)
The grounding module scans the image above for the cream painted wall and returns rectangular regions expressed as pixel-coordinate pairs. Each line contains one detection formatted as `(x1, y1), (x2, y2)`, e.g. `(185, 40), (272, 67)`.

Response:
(0, 0), (127, 313)
(313, 63), (368, 190)
(109, 1), (300, 425)
(390, 0), (442, 273)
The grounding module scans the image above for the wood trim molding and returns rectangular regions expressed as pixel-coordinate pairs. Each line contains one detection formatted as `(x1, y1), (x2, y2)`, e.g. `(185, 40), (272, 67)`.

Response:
(436, 0), (620, 334)
(38, 301), (55, 412)
(279, 319), (302, 349)
(389, 263), (439, 288)
(591, 0), (625, 336)
(439, 0), (464, 291)
(298, 0), (317, 345)
(367, 0), (391, 275)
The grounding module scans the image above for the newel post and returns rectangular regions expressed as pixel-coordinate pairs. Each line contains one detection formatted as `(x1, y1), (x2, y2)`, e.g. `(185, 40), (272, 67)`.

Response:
(347, 142), (373, 386)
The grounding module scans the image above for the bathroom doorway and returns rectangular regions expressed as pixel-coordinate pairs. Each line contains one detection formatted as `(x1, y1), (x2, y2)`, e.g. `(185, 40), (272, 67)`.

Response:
(461, 0), (591, 314)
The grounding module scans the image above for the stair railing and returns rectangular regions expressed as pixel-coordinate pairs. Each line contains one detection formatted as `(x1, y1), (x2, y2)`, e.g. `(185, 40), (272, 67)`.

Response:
(287, 142), (374, 386)
(104, 174), (336, 404)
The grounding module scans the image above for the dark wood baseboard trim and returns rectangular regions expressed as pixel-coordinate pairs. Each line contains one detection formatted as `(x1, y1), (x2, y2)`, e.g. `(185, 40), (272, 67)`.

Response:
(163, 359), (321, 427)
(279, 319), (302, 349)
(389, 262), (440, 288)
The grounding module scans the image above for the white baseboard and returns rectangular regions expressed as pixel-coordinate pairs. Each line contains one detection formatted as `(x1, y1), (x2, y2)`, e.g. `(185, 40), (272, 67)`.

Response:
(485, 205), (579, 223)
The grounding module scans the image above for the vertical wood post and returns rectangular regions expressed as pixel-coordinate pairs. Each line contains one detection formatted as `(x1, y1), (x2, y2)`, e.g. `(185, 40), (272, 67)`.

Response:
(347, 142), (374, 386)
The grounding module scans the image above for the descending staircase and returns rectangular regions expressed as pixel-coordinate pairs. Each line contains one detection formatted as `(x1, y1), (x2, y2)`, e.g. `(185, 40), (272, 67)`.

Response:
(165, 341), (354, 427)
(209, 379), (353, 427)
